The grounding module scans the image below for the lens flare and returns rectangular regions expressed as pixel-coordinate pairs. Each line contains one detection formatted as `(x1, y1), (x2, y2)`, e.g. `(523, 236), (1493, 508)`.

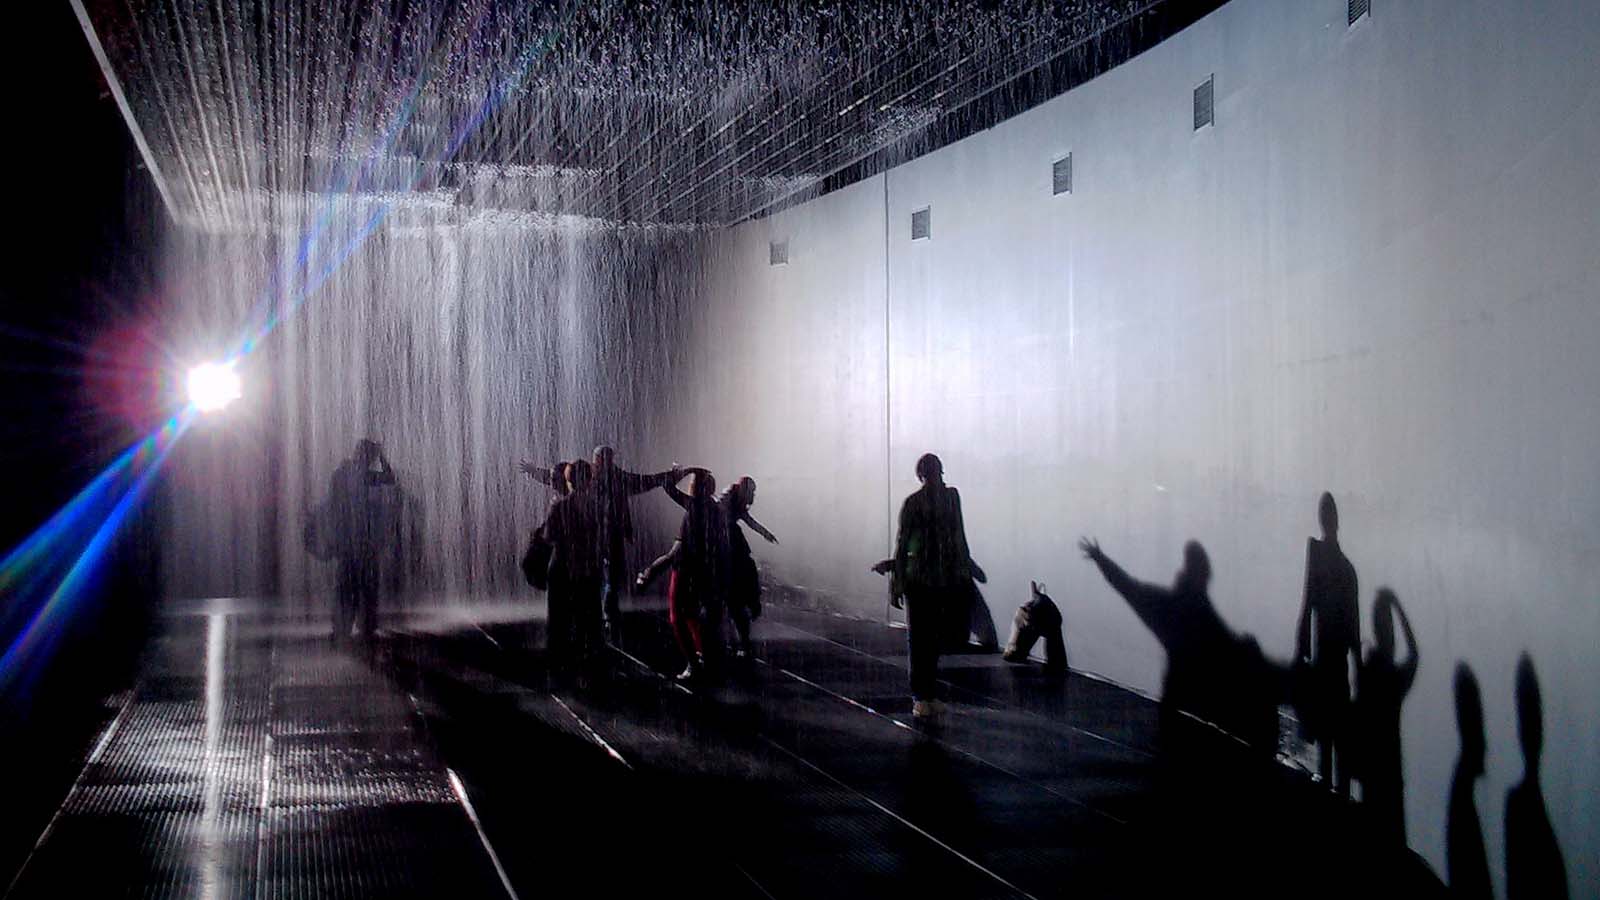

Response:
(186, 361), (241, 412)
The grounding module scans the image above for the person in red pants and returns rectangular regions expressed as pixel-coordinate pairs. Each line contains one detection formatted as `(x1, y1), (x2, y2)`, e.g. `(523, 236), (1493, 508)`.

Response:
(638, 469), (729, 681)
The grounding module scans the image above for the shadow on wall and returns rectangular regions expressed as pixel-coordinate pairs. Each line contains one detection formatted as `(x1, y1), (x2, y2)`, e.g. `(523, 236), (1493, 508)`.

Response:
(1294, 492), (1360, 799)
(1078, 536), (1286, 756)
(1449, 663), (1493, 900)
(1504, 654), (1569, 900)
(1063, 486), (1571, 894)
(1351, 587), (1419, 849)
(1445, 655), (1570, 899)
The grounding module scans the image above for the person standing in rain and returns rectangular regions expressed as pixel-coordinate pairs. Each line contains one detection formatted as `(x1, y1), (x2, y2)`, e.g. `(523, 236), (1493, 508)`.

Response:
(638, 468), (729, 681)
(883, 453), (983, 724)
(719, 476), (776, 659)
(326, 438), (396, 644)
(660, 472), (775, 660)
(534, 461), (574, 499)
(1294, 491), (1360, 796)
(522, 445), (681, 640)
(541, 460), (604, 670)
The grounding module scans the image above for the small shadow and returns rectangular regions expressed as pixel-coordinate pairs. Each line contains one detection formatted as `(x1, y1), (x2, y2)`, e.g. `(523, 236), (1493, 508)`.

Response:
(1448, 662), (1492, 900)
(1505, 653), (1569, 899)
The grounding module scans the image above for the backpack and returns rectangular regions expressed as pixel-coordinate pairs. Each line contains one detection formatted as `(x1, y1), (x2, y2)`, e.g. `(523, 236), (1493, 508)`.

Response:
(520, 527), (553, 590)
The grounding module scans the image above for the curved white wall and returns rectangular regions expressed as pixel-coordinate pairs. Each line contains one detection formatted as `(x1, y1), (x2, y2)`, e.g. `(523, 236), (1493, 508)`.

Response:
(670, 0), (1599, 891)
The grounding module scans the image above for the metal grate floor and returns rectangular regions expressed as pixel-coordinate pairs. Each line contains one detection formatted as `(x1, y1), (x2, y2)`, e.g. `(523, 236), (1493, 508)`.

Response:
(7, 607), (507, 899)
(11, 597), (1446, 899)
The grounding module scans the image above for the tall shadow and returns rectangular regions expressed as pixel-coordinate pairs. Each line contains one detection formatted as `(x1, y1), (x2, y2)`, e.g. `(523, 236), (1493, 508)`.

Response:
(1353, 588), (1418, 847)
(1294, 491), (1360, 797)
(1448, 662), (1492, 900)
(1505, 653), (1568, 899)
(1079, 538), (1285, 758)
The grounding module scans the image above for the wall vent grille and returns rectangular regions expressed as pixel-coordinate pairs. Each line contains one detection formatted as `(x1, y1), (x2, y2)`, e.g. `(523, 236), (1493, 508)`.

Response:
(1349, 0), (1370, 26)
(1052, 154), (1072, 195)
(1193, 75), (1214, 130)
(769, 239), (788, 265)
(911, 207), (931, 240)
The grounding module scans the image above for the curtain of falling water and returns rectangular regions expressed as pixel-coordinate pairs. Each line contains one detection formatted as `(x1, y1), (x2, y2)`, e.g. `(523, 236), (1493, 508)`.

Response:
(94, 0), (1138, 606)
(158, 207), (708, 608)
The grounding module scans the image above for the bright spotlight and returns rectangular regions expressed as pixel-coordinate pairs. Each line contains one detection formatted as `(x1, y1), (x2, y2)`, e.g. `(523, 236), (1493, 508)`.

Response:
(187, 361), (241, 412)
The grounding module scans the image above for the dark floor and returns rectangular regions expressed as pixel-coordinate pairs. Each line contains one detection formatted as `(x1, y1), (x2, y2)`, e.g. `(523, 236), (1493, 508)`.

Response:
(5, 597), (1445, 899)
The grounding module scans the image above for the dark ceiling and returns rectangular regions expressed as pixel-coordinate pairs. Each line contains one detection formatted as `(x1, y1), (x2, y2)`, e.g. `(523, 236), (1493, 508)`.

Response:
(79, 0), (1221, 229)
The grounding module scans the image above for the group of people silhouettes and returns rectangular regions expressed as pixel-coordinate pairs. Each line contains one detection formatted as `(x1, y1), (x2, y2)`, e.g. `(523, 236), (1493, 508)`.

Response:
(312, 438), (781, 680)
(1452, 654), (1569, 899)
(880, 455), (1565, 891)
(1070, 492), (1423, 839)
(312, 440), (1566, 893)
(521, 446), (777, 682)
(1071, 488), (1565, 894)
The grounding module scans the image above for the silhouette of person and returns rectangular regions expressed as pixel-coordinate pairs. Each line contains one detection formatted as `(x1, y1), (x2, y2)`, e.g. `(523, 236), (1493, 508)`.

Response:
(1078, 537), (1282, 754)
(1448, 662), (1492, 900)
(1295, 492), (1360, 796)
(886, 453), (983, 723)
(1504, 653), (1568, 900)
(870, 559), (992, 654)
(1353, 588), (1418, 847)
(522, 460), (573, 498)
(546, 461), (575, 498)
(719, 476), (776, 659)
(326, 438), (396, 643)
(638, 469), (729, 681)
(541, 460), (604, 669)
(523, 445), (680, 640)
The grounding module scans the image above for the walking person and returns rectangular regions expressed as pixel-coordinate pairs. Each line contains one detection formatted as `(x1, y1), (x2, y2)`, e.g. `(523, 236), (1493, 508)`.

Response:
(325, 439), (397, 644)
(886, 453), (983, 724)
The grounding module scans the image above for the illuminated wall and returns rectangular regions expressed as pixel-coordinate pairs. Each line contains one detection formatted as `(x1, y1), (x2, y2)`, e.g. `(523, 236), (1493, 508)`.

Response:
(669, 0), (1600, 890)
